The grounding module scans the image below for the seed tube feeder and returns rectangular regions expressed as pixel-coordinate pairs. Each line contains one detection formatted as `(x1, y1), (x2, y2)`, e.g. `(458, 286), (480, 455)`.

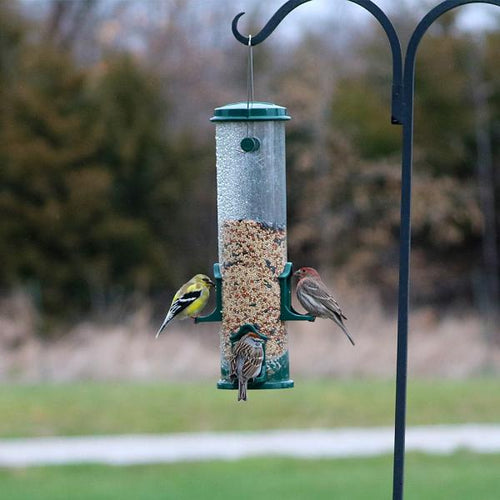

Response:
(196, 102), (312, 390)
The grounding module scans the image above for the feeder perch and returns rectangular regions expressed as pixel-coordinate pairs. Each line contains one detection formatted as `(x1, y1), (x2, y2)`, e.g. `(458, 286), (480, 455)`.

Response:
(279, 262), (315, 322)
(195, 263), (223, 323)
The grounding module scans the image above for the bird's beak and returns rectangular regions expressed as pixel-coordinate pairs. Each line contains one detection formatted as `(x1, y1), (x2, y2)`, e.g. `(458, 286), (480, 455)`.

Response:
(293, 270), (301, 277)
(207, 278), (215, 288)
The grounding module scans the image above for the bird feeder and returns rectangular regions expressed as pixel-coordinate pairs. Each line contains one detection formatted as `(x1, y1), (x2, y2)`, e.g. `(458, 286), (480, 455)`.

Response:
(196, 102), (313, 390)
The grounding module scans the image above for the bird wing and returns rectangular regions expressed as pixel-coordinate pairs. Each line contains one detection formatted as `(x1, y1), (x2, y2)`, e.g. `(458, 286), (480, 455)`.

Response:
(299, 277), (347, 320)
(233, 337), (264, 381)
(169, 287), (203, 318)
(238, 355), (263, 381)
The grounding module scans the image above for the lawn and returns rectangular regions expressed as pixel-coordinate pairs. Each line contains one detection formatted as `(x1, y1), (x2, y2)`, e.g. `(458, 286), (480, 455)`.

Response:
(1, 379), (499, 499)
(0, 378), (499, 437)
(1, 452), (499, 500)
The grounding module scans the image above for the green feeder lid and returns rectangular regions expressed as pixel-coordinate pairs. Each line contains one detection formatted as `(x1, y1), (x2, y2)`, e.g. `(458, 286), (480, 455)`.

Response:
(211, 101), (291, 122)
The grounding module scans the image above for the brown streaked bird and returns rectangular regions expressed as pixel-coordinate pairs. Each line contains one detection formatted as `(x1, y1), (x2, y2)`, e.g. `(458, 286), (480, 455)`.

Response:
(294, 267), (355, 346)
(230, 332), (265, 401)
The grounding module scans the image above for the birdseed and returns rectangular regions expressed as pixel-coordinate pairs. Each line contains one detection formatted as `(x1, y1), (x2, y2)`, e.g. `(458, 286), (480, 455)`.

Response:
(220, 219), (288, 369)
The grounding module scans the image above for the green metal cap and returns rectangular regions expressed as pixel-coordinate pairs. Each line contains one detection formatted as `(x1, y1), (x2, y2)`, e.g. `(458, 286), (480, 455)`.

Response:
(211, 102), (291, 122)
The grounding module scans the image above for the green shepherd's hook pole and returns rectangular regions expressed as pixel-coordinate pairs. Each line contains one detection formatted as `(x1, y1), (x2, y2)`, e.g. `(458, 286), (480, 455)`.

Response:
(395, 1), (500, 498)
(231, 1), (500, 498)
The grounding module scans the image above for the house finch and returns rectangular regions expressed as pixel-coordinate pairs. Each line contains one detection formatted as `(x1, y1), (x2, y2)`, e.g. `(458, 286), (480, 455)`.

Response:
(230, 332), (265, 401)
(156, 274), (214, 338)
(294, 267), (355, 346)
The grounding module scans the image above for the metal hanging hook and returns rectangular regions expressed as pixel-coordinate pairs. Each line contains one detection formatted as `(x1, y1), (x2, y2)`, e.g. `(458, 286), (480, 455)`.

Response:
(232, 0), (313, 46)
(231, 0), (403, 123)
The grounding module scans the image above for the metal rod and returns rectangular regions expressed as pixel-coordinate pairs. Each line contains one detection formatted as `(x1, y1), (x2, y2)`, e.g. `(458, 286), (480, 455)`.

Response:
(394, 2), (500, 499)
(232, 0), (313, 46)
(346, 0), (403, 123)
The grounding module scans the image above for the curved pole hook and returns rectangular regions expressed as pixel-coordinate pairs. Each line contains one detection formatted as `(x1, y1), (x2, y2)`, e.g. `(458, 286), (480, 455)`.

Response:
(406, 0), (500, 78)
(232, 0), (403, 123)
(232, 0), (313, 46)
(348, 0), (403, 123)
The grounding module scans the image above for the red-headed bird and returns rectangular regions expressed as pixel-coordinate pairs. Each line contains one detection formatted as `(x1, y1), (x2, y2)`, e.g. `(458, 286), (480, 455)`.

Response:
(294, 267), (355, 346)
(230, 332), (265, 401)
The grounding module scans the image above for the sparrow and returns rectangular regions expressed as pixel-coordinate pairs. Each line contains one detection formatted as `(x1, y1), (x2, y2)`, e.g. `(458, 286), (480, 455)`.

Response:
(230, 332), (265, 401)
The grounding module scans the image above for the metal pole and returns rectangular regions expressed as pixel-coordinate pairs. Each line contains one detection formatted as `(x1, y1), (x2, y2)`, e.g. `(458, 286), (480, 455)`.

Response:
(395, 2), (500, 498)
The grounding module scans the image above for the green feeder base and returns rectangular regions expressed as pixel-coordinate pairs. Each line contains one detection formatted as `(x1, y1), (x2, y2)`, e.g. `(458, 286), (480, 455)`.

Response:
(218, 346), (293, 390)
(217, 379), (294, 390)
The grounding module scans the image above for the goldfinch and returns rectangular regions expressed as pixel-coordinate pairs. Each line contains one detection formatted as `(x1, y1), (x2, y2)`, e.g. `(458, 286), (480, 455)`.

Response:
(156, 274), (214, 338)
(294, 267), (355, 346)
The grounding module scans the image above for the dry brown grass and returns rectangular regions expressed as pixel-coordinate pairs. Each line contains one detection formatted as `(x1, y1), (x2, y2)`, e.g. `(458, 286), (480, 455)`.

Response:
(0, 289), (498, 382)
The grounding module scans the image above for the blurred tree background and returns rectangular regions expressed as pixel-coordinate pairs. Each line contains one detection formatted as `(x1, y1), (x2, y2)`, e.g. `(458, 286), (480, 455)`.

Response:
(0, 0), (498, 337)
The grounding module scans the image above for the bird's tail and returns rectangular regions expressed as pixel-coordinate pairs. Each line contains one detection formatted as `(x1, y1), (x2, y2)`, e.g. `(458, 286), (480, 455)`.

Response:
(238, 380), (247, 401)
(334, 319), (355, 346)
(339, 323), (355, 346)
(155, 313), (174, 339)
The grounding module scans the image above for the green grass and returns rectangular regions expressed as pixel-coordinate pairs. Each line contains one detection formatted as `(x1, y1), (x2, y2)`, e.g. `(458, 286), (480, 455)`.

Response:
(1, 379), (499, 499)
(0, 378), (499, 437)
(0, 453), (499, 499)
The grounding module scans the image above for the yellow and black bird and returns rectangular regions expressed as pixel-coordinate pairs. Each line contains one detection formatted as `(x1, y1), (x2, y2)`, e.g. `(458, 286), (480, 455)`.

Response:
(156, 274), (214, 337)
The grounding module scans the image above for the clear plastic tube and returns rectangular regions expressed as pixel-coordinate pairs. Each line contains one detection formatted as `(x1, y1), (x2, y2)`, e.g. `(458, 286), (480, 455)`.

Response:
(214, 116), (288, 379)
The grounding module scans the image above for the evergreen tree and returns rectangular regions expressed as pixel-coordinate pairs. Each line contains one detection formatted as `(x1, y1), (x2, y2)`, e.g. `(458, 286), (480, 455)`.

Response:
(0, 10), (215, 321)
(0, 44), (110, 315)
